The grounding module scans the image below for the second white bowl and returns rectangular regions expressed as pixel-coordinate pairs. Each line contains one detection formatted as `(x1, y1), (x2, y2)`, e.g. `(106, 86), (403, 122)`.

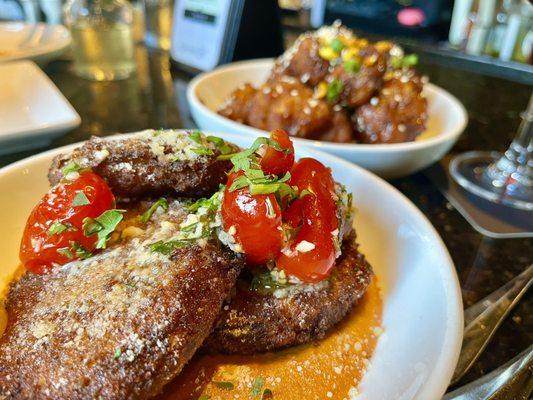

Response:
(187, 59), (468, 179)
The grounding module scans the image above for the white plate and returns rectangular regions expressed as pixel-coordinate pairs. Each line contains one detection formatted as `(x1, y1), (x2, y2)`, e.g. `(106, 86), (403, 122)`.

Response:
(0, 22), (71, 64)
(0, 131), (463, 399)
(187, 59), (468, 179)
(0, 61), (81, 155)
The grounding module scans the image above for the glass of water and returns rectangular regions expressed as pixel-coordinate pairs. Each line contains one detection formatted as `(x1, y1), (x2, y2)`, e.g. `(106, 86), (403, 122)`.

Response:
(143, 0), (174, 51)
(64, 0), (136, 81)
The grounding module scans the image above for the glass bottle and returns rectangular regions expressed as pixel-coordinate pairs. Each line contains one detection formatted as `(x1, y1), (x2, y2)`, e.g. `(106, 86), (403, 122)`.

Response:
(64, 0), (136, 81)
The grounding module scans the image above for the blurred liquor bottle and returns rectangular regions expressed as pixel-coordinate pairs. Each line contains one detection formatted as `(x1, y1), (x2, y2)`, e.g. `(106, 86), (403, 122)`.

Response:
(143, 0), (173, 50)
(64, 0), (136, 80)
(449, 0), (532, 64)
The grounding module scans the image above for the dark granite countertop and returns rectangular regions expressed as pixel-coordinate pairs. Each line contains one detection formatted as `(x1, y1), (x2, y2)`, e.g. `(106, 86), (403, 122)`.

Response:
(0, 43), (531, 394)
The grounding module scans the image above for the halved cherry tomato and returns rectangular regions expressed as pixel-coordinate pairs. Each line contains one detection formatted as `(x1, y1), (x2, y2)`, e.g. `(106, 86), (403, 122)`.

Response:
(19, 172), (115, 274)
(221, 172), (283, 265)
(260, 129), (295, 176)
(276, 158), (339, 282)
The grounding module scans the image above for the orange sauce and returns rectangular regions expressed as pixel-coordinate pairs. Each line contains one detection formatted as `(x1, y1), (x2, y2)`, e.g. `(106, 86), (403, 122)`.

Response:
(0, 265), (26, 337)
(161, 279), (383, 400)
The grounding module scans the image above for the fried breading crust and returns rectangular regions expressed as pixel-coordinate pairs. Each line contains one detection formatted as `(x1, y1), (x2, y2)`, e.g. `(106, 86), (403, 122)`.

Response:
(354, 75), (427, 143)
(48, 131), (235, 199)
(203, 234), (373, 354)
(0, 201), (244, 400)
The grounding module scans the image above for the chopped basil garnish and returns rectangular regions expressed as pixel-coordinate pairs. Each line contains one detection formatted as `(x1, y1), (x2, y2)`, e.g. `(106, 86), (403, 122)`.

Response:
(206, 136), (233, 154)
(70, 241), (92, 259)
(191, 147), (214, 156)
(251, 377), (265, 397)
(48, 220), (76, 236)
(326, 79), (344, 103)
(149, 239), (191, 255)
(189, 130), (203, 143)
(140, 198), (168, 224)
(262, 388), (273, 399)
(82, 209), (125, 249)
(198, 396), (211, 400)
(62, 161), (82, 176)
(72, 191), (90, 206)
(213, 381), (234, 390)
(250, 270), (289, 295)
(56, 241), (92, 260)
(57, 247), (73, 259)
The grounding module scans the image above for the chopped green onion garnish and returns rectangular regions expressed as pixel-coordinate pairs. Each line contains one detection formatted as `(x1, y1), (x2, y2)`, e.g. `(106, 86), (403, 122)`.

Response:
(343, 58), (360, 73)
(326, 79), (344, 103)
(330, 38), (345, 53)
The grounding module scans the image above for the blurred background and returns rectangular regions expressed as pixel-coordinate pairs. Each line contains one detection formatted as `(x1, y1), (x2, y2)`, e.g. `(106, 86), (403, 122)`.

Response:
(0, 0), (531, 83)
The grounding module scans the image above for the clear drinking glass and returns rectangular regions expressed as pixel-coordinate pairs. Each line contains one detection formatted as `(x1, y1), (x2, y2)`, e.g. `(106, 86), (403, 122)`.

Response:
(64, 0), (136, 81)
(450, 93), (533, 210)
(143, 0), (174, 51)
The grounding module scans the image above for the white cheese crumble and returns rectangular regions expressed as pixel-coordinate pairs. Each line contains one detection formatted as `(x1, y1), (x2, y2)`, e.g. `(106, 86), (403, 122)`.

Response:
(295, 240), (315, 253)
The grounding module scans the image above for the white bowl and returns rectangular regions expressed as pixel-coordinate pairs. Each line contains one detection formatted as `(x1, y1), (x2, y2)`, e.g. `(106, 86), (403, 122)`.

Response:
(187, 59), (468, 179)
(0, 132), (463, 399)
(0, 22), (71, 64)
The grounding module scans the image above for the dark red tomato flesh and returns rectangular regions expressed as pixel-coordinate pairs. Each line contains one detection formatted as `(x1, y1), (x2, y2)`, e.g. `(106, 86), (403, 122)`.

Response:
(19, 172), (115, 274)
(276, 158), (339, 282)
(260, 129), (295, 176)
(221, 172), (283, 265)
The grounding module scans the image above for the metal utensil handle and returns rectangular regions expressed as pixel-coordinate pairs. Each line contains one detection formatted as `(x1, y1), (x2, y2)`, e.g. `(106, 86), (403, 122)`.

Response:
(452, 264), (533, 384)
(444, 345), (533, 400)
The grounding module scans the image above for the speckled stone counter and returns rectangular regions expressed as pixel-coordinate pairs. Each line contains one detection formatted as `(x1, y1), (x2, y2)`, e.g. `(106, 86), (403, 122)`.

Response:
(0, 45), (531, 393)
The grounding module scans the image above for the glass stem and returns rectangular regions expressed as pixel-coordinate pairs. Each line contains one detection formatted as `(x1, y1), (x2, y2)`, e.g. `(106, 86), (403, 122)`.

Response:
(486, 92), (533, 188)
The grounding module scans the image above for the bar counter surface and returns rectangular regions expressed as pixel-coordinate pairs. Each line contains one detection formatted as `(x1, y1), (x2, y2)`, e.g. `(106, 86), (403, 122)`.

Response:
(0, 43), (531, 395)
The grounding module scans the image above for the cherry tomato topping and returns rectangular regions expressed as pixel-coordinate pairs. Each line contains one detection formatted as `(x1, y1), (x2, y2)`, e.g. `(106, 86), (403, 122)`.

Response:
(19, 172), (115, 274)
(221, 172), (283, 265)
(276, 158), (339, 282)
(260, 129), (295, 176)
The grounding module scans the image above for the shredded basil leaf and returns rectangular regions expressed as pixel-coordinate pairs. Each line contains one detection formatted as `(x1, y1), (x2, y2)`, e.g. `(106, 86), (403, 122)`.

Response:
(70, 241), (92, 259)
(189, 130), (203, 143)
(82, 209), (125, 249)
(213, 381), (234, 391)
(251, 377), (265, 397)
(250, 270), (289, 295)
(191, 147), (214, 156)
(57, 247), (73, 259)
(72, 191), (90, 206)
(198, 396), (211, 400)
(262, 388), (273, 399)
(48, 221), (76, 236)
(62, 161), (82, 176)
(140, 198), (168, 224)
(206, 136), (233, 154)
(149, 239), (191, 255)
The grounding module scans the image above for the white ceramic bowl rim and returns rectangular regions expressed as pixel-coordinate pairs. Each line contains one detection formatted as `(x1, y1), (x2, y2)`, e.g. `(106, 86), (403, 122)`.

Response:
(0, 132), (463, 399)
(187, 58), (468, 153)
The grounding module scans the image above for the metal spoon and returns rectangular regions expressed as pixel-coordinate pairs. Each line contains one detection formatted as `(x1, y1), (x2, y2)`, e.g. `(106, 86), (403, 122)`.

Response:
(444, 345), (533, 399)
(451, 263), (533, 385)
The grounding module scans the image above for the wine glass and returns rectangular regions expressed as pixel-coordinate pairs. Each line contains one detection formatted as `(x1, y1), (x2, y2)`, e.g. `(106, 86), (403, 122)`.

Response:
(449, 93), (532, 211)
